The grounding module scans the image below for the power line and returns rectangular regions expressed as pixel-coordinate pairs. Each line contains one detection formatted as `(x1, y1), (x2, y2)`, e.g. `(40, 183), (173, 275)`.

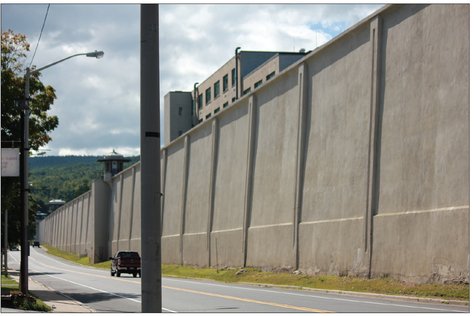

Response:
(29, 4), (50, 68)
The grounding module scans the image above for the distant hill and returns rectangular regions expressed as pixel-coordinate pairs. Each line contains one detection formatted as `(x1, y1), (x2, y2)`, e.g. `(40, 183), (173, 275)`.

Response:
(29, 155), (105, 169)
(29, 155), (140, 212)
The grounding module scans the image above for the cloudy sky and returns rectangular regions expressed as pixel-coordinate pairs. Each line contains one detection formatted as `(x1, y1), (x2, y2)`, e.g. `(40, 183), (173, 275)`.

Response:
(2, 3), (383, 156)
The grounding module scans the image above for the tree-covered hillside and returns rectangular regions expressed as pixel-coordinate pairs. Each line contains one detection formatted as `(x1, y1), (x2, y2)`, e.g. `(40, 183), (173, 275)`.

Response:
(29, 155), (140, 212)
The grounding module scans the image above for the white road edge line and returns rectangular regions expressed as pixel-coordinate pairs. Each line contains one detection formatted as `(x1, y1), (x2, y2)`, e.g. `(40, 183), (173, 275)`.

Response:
(40, 272), (177, 313)
(165, 278), (467, 313)
(8, 252), (20, 264)
(26, 253), (177, 313)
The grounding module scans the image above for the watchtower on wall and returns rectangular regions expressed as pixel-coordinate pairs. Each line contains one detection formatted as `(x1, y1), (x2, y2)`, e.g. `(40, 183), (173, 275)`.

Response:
(97, 150), (130, 181)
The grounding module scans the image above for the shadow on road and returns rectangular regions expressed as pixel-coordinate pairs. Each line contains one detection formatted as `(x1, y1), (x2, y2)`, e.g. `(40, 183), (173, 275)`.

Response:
(29, 271), (62, 276)
(57, 291), (141, 304)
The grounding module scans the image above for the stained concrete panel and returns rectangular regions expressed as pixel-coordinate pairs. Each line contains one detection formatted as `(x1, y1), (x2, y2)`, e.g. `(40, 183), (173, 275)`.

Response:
(213, 103), (249, 231)
(184, 124), (212, 234)
(118, 169), (134, 250)
(250, 70), (299, 227)
(246, 70), (299, 268)
(247, 224), (294, 268)
(210, 229), (244, 268)
(131, 165), (141, 253)
(79, 194), (90, 255)
(110, 177), (122, 254)
(74, 198), (83, 254)
(162, 140), (185, 236)
(162, 236), (181, 264)
(377, 4), (469, 214)
(302, 25), (372, 223)
(66, 205), (73, 252)
(162, 140), (186, 262)
(183, 233), (208, 267)
(182, 124), (213, 266)
(372, 208), (469, 283)
(298, 219), (366, 276)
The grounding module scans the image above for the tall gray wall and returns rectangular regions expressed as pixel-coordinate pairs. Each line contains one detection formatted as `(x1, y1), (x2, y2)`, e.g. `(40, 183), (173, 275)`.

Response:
(39, 4), (469, 283)
(39, 179), (111, 263)
(39, 190), (94, 258)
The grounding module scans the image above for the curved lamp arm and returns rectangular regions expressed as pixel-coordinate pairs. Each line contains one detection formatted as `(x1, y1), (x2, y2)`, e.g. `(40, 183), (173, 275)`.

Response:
(28, 50), (104, 76)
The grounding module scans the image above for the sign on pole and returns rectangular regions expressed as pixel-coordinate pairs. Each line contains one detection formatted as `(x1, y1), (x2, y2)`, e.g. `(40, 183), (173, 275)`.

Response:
(1, 148), (20, 177)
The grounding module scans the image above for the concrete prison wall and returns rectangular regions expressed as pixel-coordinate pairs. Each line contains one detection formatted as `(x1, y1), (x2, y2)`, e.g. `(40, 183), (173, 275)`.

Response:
(39, 4), (469, 283)
(39, 180), (110, 263)
(160, 4), (469, 283)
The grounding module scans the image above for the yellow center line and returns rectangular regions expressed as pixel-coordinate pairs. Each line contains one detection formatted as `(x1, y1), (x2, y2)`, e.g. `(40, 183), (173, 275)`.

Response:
(163, 285), (332, 313)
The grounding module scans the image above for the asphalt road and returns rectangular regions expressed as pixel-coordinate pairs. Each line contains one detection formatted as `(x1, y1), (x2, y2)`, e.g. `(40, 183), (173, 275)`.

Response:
(7, 248), (469, 313)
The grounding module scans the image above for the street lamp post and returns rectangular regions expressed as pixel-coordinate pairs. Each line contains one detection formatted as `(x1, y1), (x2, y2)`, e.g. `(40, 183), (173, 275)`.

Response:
(20, 50), (104, 294)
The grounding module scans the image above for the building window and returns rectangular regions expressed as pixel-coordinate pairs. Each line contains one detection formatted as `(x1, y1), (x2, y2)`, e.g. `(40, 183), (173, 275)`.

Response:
(223, 102), (229, 109)
(266, 71), (275, 81)
(254, 80), (263, 89)
(205, 88), (211, 105)
(178, 106), (183, 116)
(231, 97), (236, 102)
(198, 119), (203, 123)
(243, 87), (251, 95)
(214, 107), (220, 114)
(231, 68), (236, 87)
(198, 94), (203, 109)
(223, 74), (228, 92)
(206, 113), (212, 119)
(214, 80), (220, 98)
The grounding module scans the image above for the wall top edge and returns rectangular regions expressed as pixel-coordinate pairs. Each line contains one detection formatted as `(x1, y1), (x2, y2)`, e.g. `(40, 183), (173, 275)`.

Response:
(42, 189), (92, 222)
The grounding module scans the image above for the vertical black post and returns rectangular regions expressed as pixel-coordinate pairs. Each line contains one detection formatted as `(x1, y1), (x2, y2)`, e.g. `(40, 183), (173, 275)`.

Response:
(20, 74), (30, 294)
(3, 209), (8, 276)
(140, 4), (161, 312)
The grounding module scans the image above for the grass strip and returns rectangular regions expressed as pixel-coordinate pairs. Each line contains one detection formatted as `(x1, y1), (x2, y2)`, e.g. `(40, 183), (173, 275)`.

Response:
(1, 273), (52, 312)
(41, 244), (110, 269)
(40, 245), (469, 301)
(161, 265), (469, 301)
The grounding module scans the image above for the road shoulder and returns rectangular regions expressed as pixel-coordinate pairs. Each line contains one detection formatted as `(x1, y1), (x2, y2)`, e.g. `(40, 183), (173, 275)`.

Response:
(9, 271), (95, 313)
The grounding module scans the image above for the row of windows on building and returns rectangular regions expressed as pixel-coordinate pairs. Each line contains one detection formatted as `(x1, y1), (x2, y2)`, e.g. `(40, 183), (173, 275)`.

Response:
(199, 101), (230, 122)
(198, 70), (276, 122)
(198, 68), (236, 110)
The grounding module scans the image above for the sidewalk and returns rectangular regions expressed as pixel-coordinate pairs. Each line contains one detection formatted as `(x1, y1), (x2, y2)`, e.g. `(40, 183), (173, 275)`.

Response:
(2, 270), (94, 313)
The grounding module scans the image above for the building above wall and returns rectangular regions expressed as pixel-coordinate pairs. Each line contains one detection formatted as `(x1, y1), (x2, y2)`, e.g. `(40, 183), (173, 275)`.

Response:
(163, 49), (308, 145)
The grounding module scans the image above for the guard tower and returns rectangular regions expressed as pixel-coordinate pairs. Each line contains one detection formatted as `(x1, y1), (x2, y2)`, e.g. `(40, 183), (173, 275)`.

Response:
(97, 150), (131, 181)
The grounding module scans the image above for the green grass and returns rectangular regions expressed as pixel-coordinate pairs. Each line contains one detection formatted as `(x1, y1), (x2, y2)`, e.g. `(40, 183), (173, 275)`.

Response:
(1, 274), (52, 312)
(42, 244), (111, 270)
(161, 265), (469, 301)
(41, 245), (469, 301)
(1, 274), (19, 291)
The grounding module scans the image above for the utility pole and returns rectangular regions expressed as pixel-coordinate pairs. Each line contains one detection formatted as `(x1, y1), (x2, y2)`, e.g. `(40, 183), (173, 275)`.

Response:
(3, 209), (8, 276)
(140, 4), (161, 312)
(20, 71), (31, 294)
(21, 51), (104, 295)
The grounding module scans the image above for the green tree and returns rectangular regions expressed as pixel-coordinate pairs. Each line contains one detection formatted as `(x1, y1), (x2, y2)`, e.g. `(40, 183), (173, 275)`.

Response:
(1, 30), (59, 246)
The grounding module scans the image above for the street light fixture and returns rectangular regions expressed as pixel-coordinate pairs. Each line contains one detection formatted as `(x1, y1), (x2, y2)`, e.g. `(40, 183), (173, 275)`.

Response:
(86, 50), (104, 58)
(20, 50), (104, 295)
